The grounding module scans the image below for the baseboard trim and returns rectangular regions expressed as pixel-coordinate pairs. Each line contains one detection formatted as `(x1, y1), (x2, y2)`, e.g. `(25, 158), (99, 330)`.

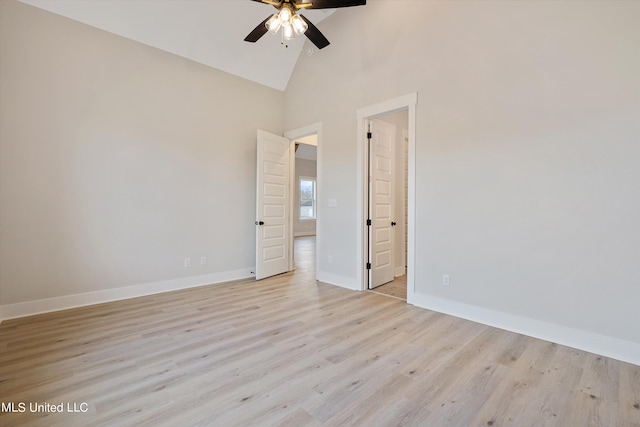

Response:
(394, 267), (406, 277)
(316, 271), (358, 291)
(411, 293), (640, 366)
(0, 268), (253, 322)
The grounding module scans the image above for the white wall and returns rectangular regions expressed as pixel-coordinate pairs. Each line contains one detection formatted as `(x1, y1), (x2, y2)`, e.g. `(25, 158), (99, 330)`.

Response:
(284, 0), (640, 357)
(294, 157), (317, 236)
(0, 0), (284, 312)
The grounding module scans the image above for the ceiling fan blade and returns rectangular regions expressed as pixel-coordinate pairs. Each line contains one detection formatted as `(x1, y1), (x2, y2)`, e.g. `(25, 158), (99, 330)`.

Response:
(299, 0), (366, 9)
(244, 16), (272, 43)
(300, 15), (330, 50)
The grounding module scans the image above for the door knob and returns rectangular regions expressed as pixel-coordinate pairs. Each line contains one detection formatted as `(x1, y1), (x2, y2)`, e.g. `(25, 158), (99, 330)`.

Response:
(391, 221), (397, 226)
(255, 221), (265, 226)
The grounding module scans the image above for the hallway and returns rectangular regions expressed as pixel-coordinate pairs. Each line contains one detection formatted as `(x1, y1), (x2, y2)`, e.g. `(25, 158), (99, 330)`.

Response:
(293, 236), (315, 276)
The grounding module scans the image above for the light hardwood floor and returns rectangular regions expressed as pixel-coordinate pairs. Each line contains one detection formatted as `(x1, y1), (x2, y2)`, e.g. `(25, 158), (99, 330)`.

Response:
(1, 236), (639, 426)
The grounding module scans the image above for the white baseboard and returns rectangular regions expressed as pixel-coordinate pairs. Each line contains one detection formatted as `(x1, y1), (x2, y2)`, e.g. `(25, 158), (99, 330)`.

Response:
(410, 293), (640, 366)
(0, 268), (253, 322)
(316, 271), (359, 291)
(294, 231), (316, 237)
(395, 267), (406, 277)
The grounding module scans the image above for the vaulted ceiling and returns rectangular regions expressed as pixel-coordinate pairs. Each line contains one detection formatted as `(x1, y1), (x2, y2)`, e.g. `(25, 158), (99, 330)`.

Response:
(19, 0), (337, 91)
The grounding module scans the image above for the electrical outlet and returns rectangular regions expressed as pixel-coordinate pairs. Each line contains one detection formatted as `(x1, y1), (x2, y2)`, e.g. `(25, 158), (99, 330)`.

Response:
(184, 258), (191, 267)
(442, 274), (450, 286)
(200, 256), (207, 265)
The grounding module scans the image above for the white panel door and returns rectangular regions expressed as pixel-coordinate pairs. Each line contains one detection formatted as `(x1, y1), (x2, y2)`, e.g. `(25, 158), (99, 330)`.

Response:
(256, 130), (290, 280)
(369, 119), (396, 289)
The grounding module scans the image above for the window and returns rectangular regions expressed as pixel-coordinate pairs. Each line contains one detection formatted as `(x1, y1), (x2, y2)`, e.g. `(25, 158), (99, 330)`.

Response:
(299, 177), (316, 220)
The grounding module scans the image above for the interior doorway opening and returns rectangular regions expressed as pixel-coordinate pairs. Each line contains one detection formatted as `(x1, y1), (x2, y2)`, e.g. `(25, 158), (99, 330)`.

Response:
(293, 136), (317, 271)
(356, 93), (417, 304)
(285, 123), (322, 279)
(366, 113), (408, 299)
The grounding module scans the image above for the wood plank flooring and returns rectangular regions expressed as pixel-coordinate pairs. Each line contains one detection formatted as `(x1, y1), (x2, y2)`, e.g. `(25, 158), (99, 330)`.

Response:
(1, 236), (639, 426)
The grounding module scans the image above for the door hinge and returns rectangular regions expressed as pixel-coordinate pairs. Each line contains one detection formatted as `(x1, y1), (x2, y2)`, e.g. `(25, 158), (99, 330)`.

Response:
(366, 219), (372, 226)
(367, 132), (372, 139)
(366, 262), (372, 270)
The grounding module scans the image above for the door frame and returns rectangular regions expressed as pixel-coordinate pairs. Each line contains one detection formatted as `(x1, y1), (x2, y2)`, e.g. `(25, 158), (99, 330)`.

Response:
(356, 93), (417, 304)
(401, 128), (409, 277)
(284, 122), (322, 278)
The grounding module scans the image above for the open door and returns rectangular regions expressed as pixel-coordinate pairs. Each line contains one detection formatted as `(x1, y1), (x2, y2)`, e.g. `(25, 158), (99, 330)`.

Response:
(368, 119), (396, 288)
(255, 130), (290, 280)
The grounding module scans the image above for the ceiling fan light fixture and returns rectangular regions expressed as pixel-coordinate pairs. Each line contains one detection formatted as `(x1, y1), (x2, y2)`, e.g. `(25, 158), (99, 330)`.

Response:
(291, 14), (308, 35)
(282, 22), (295, 40)
(246, 0), (363, 49)
(266, 14), (281, 32)
(278, 7), (292, 24)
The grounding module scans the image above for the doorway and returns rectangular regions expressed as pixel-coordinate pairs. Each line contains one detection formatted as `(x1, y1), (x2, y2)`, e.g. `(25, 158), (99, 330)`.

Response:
(356, 93), (417, 304)
(293, 137), (317, 272)
(254, 124), (321, 281)
(285, 123), (322, 279)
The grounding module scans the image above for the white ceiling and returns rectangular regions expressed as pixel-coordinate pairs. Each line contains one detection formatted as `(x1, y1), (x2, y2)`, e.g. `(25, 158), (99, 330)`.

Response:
(19, 0), (336, 91)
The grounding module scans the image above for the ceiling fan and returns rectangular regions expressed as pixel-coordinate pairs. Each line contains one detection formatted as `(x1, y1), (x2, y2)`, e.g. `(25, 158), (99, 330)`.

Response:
(244, 0), (366, 50)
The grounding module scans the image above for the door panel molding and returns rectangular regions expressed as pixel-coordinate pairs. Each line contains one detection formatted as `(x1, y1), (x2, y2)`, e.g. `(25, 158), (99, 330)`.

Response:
(369, 119), (396, 289)
(255, 130), (290, 280)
